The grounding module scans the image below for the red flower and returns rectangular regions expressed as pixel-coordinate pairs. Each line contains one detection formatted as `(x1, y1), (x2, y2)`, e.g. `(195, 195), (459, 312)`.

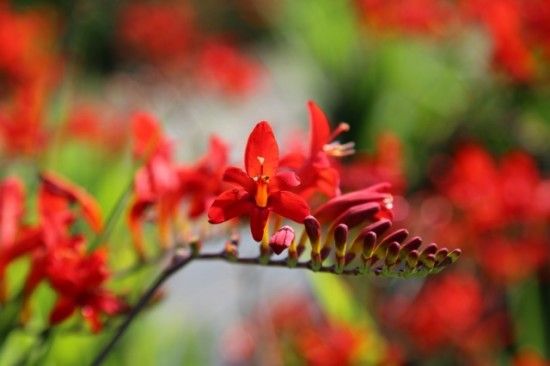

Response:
(47, 245), (126, 333)
(117, 2), (194, 67)
(281, 101), (353, 203)
(197, 41), (261, 96)
(356, 0), (453, 35)
(178, 135), (229, 218)
(208, 121), (310, 241)
(397, 273), (485, 352)
(471, 0), (534, 82)
(433, 143), (550, 282)
(128, 112), (180, 256)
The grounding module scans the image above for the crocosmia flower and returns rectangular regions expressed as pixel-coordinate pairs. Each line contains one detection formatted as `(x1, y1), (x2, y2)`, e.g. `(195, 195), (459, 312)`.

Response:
(282, 101), (354, 203)
(208, 121), (310, 241)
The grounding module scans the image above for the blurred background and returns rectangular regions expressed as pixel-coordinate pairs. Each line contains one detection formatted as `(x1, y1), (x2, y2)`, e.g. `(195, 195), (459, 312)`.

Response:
(0, 0), (549, 365)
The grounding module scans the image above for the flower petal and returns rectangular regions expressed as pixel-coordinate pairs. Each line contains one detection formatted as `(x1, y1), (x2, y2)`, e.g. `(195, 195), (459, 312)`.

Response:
(269, 191), (310, 223)
(132, 112), (163, 160)
(208, 188), (254, 224)
(40, 172), (103, 232)
(0, 177), (25, 248)
(49, 296), (77, 326)
(308, 100), (331, 156)
(250, 206), (269, 241)
(223, 167), (256, 193)
(244, 121), (279, 177)
(272, 170), (301, 189)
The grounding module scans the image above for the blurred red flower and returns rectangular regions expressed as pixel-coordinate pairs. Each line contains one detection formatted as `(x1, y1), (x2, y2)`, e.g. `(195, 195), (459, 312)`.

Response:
(117, 2), (195, 67)
(196, 41), (261, 97)
(433, 144), (550, 283)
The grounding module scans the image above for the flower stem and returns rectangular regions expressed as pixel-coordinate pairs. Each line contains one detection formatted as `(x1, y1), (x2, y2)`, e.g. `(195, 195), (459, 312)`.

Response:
(91, 250), (375, 365)
(90, 253), (194, 366)
(88, 177), (134, 253)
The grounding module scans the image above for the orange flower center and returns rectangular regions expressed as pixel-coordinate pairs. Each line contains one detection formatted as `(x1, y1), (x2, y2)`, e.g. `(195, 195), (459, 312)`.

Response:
(254, 156), (269, 207)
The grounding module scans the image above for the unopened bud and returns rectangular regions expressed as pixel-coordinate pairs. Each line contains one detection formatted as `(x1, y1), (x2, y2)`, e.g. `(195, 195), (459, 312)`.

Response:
(362, 231), (377, 259)
(269, 226), (295, 255)
(399, 236), (422, 259)
(334, 224), (348, 257)
(304, 216), (321, 253)
(420, 253), (436, 269)
(224, 238), (239, 261)
(448, 249), (462, 263)
(380, 229), (408, 246)
(406, 250), (419, 269)
(435, 248), (448, 264)
(421, 243), (438, 257)
(189, 237), (202, 257)
(385, 242), (400, 267)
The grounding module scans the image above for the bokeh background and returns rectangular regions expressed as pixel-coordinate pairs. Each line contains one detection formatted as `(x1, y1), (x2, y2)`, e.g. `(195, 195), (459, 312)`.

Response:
(1, 0), (549, 365)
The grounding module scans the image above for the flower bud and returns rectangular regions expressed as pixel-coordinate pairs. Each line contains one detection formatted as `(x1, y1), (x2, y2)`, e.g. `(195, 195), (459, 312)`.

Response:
(304, 215), (321, 253)
(334, 224), (348, 257)
(385, 242), (400, 267)
(269, 226), (295, 255)
(406, 250), (419, 269)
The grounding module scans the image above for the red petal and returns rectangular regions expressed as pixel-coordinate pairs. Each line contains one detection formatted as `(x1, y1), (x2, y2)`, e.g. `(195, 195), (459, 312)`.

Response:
(308, 101), (330, 156)
(82, 306), (103, 333)
(269, 191), (310, 223)
(272, 171), (301, 190)
(132, 112), (163, 160)
(244, 121), (279, 177)
(208, 188), (254, 224)
(0, 177), (25, 248)
(128, 198), (153, 259)
(250, 206), (269, 241)
(40, 172), (103, 232)
(223, 167), (256, 193)
(49, 296), (77, 325)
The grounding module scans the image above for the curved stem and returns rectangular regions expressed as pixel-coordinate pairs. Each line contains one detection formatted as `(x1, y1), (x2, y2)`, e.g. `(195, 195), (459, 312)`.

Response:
(91, 250), (364, 365)
(91, 254), (194, 366)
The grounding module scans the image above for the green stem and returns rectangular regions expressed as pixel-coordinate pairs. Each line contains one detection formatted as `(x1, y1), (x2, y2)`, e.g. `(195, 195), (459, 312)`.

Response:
(88, 178), (134, 252)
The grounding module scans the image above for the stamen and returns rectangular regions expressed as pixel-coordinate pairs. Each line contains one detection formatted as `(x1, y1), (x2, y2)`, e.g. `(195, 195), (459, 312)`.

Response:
(257, 156), (265, 175)
(328, 122), (350, 141)
(323, 141), (356, 157)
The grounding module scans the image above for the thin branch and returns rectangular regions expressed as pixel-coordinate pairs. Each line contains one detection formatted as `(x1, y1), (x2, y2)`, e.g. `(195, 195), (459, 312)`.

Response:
(90, 254), (194, 366)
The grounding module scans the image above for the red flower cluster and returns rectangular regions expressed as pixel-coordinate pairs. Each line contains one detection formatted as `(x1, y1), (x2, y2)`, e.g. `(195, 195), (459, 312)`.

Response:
(381, 273), (507, 362)
(129, 112), (228, 258)
(0, 5), (61, 156)
(117, 2), (194, 67)
(434, 144), (549, 283)
(128, 101), (396, 259)
(356, 0), (550, 82)
(356, 0), (453, 35)
(0, 173), (125, 332)
(116, 1), (261, 96)
(222, 296), (375, 366)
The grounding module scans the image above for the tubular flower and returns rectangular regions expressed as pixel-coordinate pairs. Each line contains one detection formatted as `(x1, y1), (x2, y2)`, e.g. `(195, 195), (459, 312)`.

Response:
(178, 135), (229, 219)
(208, 121), (310, 241)
(281, 101), (354, 202)
(128, 112), (180, 257)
